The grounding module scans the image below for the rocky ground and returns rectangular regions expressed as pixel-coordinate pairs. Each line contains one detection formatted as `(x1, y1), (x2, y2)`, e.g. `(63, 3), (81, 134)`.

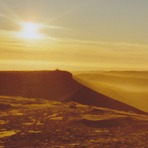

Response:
(0, 96), (148, 148)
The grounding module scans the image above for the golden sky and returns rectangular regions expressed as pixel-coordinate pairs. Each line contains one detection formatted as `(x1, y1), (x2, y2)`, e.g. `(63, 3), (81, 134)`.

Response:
(0, 0), (148, 71)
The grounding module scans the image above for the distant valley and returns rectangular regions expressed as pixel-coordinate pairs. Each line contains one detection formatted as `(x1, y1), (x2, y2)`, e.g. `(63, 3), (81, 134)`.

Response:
(75, 71), (148, 112)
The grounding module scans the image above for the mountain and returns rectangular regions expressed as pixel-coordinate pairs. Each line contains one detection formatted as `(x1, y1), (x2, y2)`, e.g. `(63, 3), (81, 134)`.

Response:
(0, 70), (145, 114)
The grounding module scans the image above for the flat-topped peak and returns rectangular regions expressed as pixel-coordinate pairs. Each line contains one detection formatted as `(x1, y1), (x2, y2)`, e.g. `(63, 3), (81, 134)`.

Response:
(0, 70), (146, 114)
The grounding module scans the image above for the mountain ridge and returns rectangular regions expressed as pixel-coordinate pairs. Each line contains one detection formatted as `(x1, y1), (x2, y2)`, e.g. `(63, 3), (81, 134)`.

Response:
(0, 70), (145, 114)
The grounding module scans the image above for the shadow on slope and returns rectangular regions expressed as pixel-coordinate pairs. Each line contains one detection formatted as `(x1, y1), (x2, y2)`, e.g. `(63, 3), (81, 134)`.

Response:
(0, 70), (80, 102)
(0, 70), (145, 114)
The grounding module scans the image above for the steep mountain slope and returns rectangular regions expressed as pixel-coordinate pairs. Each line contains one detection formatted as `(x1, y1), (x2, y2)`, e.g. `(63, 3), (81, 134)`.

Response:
(0, 70), (145, 114)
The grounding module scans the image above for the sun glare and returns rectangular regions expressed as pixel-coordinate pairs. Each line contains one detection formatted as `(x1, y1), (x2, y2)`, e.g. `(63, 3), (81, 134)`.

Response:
(18, 22), (44, 40)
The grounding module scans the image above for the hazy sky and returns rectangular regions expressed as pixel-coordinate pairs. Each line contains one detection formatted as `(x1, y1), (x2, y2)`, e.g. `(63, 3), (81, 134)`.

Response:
(0, 0), (148, 71)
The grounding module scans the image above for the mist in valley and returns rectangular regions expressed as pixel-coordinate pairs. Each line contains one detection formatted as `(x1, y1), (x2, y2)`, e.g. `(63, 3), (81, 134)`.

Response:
(75, 71), (148, 112)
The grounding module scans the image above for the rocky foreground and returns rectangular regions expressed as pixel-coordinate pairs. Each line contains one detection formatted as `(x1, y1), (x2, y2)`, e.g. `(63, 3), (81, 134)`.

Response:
(0, 96), (148, 148)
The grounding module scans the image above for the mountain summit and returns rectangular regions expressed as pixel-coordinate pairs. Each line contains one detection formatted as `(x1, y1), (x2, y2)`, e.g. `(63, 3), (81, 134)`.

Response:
(0, 70), (145, 114)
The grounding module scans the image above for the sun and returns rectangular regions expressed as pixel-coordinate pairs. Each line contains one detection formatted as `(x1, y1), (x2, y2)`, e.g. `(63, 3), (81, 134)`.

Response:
(18, 22), (44, 40)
